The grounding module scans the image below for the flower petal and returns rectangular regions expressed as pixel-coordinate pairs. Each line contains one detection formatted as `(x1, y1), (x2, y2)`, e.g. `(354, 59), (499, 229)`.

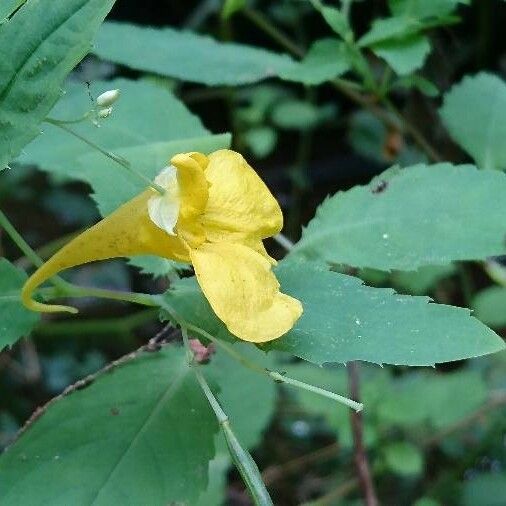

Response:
(22, 190), (189, 313)
(148, 165), (180, 235)
(202, 150), (283, 239)
(190, 242), (302, 342)
(204, 226), (277, 264)
(170, 152), (209, 247)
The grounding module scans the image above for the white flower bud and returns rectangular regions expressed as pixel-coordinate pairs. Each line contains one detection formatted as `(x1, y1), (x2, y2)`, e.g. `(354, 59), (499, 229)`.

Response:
(97, 107), (113, 118)
(96, 89), (120, 107)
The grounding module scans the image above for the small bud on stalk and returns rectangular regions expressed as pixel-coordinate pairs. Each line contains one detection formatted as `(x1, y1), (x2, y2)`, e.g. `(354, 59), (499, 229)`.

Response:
(97, 107), (113, 119)
(96, 89), (120, 107)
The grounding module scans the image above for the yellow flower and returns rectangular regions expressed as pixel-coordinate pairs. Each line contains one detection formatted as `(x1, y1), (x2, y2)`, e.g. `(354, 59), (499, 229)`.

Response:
(21, 150), (303, 343)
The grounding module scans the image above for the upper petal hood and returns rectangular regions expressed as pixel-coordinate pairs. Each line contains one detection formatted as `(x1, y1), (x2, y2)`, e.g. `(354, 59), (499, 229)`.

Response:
(201, 150), (283, 239)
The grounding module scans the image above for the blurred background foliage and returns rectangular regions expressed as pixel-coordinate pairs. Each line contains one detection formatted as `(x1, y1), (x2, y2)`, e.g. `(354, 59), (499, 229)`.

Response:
(1, 1), (505, 504)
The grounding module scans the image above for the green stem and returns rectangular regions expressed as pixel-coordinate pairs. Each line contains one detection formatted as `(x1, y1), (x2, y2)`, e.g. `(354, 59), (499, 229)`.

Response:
(270, 371), (363, 412)
(242, 7), (304, 57)
(45, 118), (166, 195)
(186, 332), (273, 505)
(0, 209), (70, 292)
(47, 111), (92, 125)
(172, 307), (362, 412)
(42, 284), (158, 308)
(0, 209), (44, 268)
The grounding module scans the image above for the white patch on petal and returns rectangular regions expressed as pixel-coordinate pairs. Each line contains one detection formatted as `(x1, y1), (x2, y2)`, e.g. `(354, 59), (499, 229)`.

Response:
(148, 165), (180, 235)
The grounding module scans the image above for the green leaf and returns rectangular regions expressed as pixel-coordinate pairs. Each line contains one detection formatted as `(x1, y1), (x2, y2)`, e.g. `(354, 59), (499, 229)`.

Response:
(128, 255), (184, 281)
(291, 163), (506, 271)
(394, 74), (439, 97)
(384, 442), (424, 476)
(17, 78), (231, 215)
(279, 38), (351, 85)
(472, 286), (506, 328)
(221, 0), (246, 19)
(0, 0), (26, 21)
(0, 0), (116, 170)
(440, 73), (506, 171)
(243, 126), (277, 159)
(160, 261), (504, 366)
(93, 22), (295, 86)
(271, 100), (335, 131)
(18, 78), (208, 179)
(310, 1), (353, 41)
(269, 261), (504, 366)
(0, 346), (218, 505)
(372, 34), (431, 75)
(389, 0), (469, 19)
(359, 14), (456, 48)
(377, 370), (488, 427)
(393, 264), (456, 295)
(0, 258), (39, 350)
(359, 16), (422, 47)
(462, 473), (506, 506)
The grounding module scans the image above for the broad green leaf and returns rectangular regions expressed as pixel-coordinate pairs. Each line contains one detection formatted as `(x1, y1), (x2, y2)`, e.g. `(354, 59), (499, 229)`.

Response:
(310, 0), (353, 41)
(94, 23), (350, 88)
(394, 74), (439, 97)
(271, 100), (335, 131)
(128, 255), (185, 281)
(17, 78), (231, 215)
(377, 370), (488, 427)
(359, 14), (455, 48)
(18, 78), (209, 179)
(472, 286), (506, 328)
(279, 38), (351, 85)
(0, 0), (116, 170)
(440, 73), (506, 171)
(0, 346), (218, 505)
(372, 34), (430, 75)
(414, 499), (441, 506)
(393, 264), (456, 295)
(0, 0), (26, 21)
(359, 16), (422, 47)
(462, 473), (506, 506)
(389, 0), (469, 19)
(93, 22), (295, 86)
(243, 126), (277, 159)
(269, 261), (503, 366)
(291, 163), (506, 271)
(384, 442), (424, 475)
(196, 455), (230, 506)
(0, 258), (39, 350)
(160, 261), (504, 366)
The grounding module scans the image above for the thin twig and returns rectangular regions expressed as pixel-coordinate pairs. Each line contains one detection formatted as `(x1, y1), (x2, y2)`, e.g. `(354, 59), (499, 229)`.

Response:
(348, 361), (378, 506)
